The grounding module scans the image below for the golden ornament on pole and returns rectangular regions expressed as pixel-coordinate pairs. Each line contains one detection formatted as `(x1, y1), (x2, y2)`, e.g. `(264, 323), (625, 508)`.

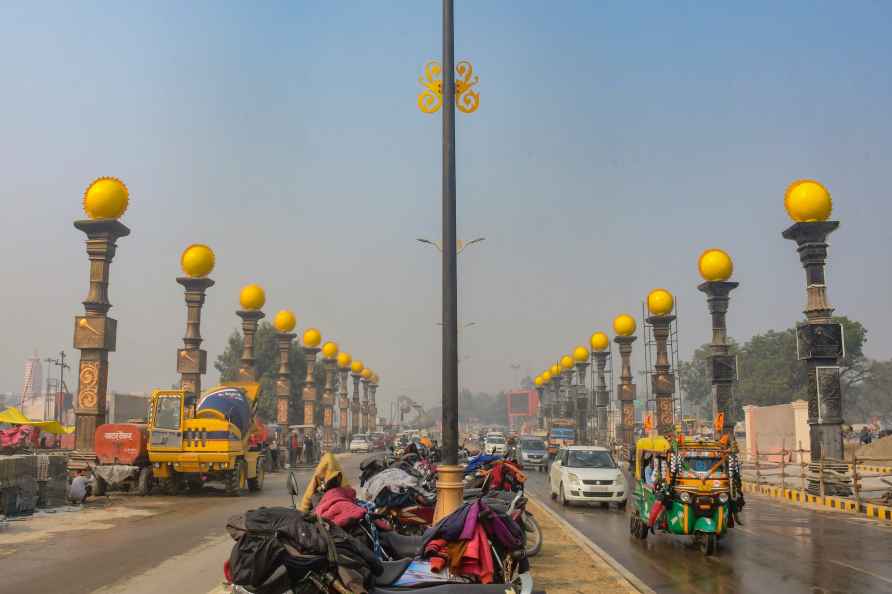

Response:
(239, 284), (266, 311)
(418, 60), (480, 114)
(698, 249), (734, 282)
(180, 244), (215, 278)
(590, 331), (609, 352)
(560, 355), (574, 370)
(573, 346), (589, 363)
(322, 341), (339, 359)
(542, 370), (552, 382)
(534, 375), (543, 387)
(646, 288), (674, 316)
(613, 314), (637, 337)
(303, 328), (322, 348)
(784, 179), (832, 222)
(273, 309), (297, 333)
(83, 177), (129, 220)
(337, 352), (352, 369)
(351, 360), (364, 374)
(361, 368), (372, 380)
(550, 364), (560, 377)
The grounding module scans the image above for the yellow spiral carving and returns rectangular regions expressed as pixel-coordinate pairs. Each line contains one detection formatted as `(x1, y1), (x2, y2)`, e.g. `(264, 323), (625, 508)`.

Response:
(417, 60), (479, 114)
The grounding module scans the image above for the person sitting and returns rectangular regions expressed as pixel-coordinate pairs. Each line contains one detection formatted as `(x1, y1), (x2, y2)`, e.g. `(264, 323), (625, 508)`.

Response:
(69, 470), (91, 505)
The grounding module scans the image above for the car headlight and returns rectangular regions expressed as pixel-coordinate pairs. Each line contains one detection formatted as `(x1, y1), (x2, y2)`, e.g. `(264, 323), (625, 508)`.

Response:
(567, 473), (581, 485)
(718, 492), (729, 503)
(679, 491), (692, 503)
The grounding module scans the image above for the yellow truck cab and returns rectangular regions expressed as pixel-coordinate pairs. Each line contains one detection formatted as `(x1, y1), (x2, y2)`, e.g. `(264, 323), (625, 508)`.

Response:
(147, 382), (265, 496)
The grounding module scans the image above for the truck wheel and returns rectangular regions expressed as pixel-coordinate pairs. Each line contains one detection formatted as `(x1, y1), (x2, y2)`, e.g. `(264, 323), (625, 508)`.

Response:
(225, 461), (247, 497)
(137, 467), (152, 496)
(248, 458), (265, 492)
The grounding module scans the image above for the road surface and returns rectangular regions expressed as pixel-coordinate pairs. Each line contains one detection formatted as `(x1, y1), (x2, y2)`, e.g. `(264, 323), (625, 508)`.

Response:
(524, 468), (892, 594)
(0, 459), (352, 594)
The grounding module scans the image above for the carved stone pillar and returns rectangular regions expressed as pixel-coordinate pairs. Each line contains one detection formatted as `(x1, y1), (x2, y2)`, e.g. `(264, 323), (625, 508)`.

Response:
(575, 361), (589, 444)
(614, 335), (637, 449)
(302, 347), (320, 428)
(698, 281), (739, 434)
(351, 372), (362, 437)
(592, 351), (610, 445)
(322, 358), (336, 452)
(71, 219), (130, 467)
(369, 382), (378, 432)
(275, 332), (296, 430)
(177, 277), (213, 409)
(648, 315), (676, 436)
(237, 310), (265, 382)
(337, 365), (350, 448)
(360, 378), (370, 433)
(535, 386), (546, 430)
(783, 221), (844, 460)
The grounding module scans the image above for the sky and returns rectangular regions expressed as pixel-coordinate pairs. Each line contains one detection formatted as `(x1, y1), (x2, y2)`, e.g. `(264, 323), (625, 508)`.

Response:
(1, 1), (891, 416)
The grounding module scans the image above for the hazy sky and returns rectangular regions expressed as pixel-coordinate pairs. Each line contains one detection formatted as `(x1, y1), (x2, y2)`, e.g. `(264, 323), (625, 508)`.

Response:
(2, 2), (891, 415)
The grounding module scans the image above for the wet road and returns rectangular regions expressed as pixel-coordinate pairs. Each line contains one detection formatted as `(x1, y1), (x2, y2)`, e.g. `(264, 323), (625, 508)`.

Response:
(0, 456), (363, 594)
(525, 469), (892, 594)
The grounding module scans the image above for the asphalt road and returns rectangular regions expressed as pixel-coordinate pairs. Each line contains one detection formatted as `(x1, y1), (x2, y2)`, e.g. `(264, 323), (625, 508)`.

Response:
(0, 458), (357, 594)
(524, 468), (892, 594)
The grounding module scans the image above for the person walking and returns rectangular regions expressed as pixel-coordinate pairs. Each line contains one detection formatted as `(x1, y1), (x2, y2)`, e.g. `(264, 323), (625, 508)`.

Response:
(289, 431), (300, 468)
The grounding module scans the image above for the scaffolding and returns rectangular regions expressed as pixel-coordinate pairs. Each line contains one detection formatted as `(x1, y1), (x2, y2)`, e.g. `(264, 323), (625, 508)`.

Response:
(641, 300), (683, 426)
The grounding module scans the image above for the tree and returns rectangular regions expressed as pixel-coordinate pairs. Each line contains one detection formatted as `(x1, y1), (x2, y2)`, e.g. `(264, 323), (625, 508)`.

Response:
(213, 322), (325, 424)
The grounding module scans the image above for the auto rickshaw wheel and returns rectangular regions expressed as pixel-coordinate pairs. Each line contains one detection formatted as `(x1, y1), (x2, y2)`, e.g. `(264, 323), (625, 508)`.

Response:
(698, 532), (716, 555)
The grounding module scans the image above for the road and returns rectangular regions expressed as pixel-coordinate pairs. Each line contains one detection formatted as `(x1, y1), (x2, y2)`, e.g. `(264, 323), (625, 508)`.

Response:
(0, 458), (359, 594)
(524, 468), (892, 594)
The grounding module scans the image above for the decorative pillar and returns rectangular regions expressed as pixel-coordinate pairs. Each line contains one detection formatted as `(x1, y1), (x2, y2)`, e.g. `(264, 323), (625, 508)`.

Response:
(573, 347), (590, 445)
(590, 332), (610, 446)
(559, 357), (574, 420)
(360, 370), (372, 432)
(301, 328), (322, 429)
(337, 352), (352, 449)
(697, 249), (738, 435)
(534, 376), (546, 430)
(782, 179), (843, 461)
(272, 310), (297, 432)
(321, 341), (339, 452)
(177, 245), (216, 410)
(350, 360), (364, 438)
(613, 314), (637, 451)
(369, 374), (379, 432)
(236, 284), (266, 382)
(646, 289), (677, 436)
(71, 177), (131, 468)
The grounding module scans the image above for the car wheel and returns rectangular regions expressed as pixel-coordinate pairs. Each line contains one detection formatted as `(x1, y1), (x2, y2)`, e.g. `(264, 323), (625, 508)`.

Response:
(559, 483), (570, 507)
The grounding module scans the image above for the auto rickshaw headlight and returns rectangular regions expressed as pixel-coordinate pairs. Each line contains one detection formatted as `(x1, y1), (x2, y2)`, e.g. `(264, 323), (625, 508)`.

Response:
(679, 491), (692, 504)
(718, 492), (729, 504)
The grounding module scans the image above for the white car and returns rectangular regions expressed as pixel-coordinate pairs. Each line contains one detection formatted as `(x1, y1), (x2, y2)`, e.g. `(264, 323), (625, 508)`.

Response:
(483, 434), (507, 455)
(349, 434), (370, 453)
(549, 446), (627, 507)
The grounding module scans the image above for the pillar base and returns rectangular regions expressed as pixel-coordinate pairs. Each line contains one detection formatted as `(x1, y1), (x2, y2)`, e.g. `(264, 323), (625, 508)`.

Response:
(433, 465), (465, 523)
(68, 450), (97, 472)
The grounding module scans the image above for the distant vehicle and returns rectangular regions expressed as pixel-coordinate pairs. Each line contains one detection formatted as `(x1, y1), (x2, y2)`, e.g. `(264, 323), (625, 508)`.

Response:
(546, 420), (576, 458)
(549, 445), (626, 508)
(349, 434), (370, 453)
(484, 434), (507, 455)
(368, 432), (386, 450)
(517, 436), (548, 472)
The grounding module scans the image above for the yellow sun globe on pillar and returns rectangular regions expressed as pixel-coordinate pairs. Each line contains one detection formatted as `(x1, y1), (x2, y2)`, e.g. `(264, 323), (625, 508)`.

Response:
(361, 368), (372, 380)
(322, 341), (339, 359)
(273, 309), (296, 333)
(573, 345), (589, 363)
(784, 179), (832, 222)
(534, 375), (543, 387)
(647, 288), (674, 316)
(613, 314), (637, 337)
(83, 177), (129, 220)
(590, 332), (609, 351)
(550, 364), (560, 377)
(560, 355), (574, 370)
(239, 284), (266, 310)
(372, 373), (380, 384)
(337, 352), (352, 368)
(303, 328), (322, 348)
(351, 360), (364, 374)
(542, 371), (552, 382)
(180, 244), (215, 278)
(698, 248), (733, 282)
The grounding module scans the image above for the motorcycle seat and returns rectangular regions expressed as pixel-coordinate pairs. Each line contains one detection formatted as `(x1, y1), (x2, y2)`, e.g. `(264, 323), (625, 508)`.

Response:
(374, 558), (414, 586)
(379, 530), (424, 559)
(370, 584), (520, 594)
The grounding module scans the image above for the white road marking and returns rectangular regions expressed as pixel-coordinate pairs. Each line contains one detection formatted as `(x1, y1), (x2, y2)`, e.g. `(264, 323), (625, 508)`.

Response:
(829, 560), (892, 585)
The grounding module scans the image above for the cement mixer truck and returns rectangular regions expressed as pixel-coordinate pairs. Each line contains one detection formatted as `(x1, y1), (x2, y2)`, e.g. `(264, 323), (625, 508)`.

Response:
(146, 382), (266, 495)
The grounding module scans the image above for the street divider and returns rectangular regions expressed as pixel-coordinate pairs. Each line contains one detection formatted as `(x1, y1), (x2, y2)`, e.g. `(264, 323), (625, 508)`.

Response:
(526, 496), (653, 594)
(742, 480), (892, 521)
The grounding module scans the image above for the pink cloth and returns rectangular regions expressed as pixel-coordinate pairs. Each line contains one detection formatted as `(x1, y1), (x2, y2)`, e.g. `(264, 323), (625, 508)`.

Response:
(314, 486), (366, 527)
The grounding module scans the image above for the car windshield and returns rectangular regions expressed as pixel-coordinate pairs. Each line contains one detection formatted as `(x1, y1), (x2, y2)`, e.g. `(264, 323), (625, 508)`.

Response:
(154, 396), (181, 430)
(521, 439), (546, 451)
(566, 450), (616, 469)
(487, 436), (505, 444)
(550, 428), (575, 439)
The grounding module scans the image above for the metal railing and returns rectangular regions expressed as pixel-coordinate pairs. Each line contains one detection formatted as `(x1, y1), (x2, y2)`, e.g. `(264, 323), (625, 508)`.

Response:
(740, 440), (892, 510)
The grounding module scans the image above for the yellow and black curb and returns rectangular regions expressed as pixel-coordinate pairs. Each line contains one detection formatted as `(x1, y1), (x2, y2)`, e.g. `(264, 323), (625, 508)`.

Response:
(743, 481), (892, 521)
(855, 464), (892, 475)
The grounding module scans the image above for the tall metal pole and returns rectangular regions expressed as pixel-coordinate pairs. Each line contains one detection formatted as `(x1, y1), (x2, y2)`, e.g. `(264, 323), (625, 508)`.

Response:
(434, 0), (464, 523)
